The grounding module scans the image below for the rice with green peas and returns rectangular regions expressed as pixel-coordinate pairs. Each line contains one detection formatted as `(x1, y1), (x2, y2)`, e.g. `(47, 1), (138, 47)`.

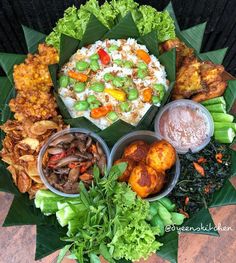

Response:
(58, 38), (169, 130)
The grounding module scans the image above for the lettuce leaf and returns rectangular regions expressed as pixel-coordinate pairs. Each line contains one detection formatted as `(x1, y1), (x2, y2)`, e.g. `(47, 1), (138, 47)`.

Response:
(46, 0), (176, 50)
(137, 6), (176, 42)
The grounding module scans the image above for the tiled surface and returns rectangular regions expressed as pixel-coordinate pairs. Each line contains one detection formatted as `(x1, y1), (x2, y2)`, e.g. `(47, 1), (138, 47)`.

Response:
(0, 177), (236, 263)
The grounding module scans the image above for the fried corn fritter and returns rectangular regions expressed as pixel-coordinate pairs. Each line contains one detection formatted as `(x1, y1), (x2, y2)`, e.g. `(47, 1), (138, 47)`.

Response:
(9, 90), (58, 122)
(13, 43), (58, 92)
(172, 57), (206, 99)
(10, 43), (59, 121)
(0, 117), (65, 198)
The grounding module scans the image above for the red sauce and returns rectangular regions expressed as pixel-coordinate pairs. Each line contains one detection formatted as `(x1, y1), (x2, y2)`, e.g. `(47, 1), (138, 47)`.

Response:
(159, 105), (209, 151)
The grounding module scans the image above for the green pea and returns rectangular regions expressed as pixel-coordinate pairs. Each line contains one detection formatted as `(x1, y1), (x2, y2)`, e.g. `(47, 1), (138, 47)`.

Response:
(103, 73), (114, 82)
(137, 69), (147, 79)
(73, 82), (86, 93)
(90, 82), (105, 92)
(113, 59), (122, 66)
(152, 95), (161, 104)
(89, 101), (101, 110)
(120, 101), (131, 112)
(123, 61), (133, 68)
(74, 100), (89, 111)
(69, 77), (77, 84)
(108, 45), (119, 52)
(112, 77), (124, 87)
(128, 88), (139, 100)
(90, 53), (99, 60)
(137, 61), (148, 70)
(90, 60), (100, 71)
(107, 111), (118, 121)
(76, 61), (89, 71)
(153, 83), (165, 92)
(59, 75), (69, 87)
(87, 95), (97, 104)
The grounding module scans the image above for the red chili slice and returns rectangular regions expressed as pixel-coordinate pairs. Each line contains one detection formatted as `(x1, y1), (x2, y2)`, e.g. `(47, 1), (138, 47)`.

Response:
(97, 48), (110, 65)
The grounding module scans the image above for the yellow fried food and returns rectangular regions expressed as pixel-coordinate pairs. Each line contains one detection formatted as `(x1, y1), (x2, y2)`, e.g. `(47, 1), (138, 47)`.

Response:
(13, 44), (58, 93)
(146, 140), (176, 172)
(192, 61), (227, 102)
(172, 57), (206, 99)
(9, 90), (58, 121)
(128, 164), (158, 198)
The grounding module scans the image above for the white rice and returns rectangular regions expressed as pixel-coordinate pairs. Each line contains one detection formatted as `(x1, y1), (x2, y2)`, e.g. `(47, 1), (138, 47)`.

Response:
(59, 38), (169, 130)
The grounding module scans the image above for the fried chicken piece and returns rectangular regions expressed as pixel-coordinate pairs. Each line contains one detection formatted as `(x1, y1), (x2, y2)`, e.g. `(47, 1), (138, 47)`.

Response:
(13, 44), (58, 93)
(192, 61), (227, 102)
(9, 90), (58, 121)
(161, 38), (194, 69)
(172, 57), (206, 99)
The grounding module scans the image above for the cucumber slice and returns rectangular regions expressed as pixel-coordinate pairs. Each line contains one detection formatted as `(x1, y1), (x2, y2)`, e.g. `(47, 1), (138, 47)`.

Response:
(214, 122), (236, 131)
(205, 103), (226, 113)
(171, 212), (185, 225)
(150, 215), (165, 236)
(67, 220), (80, 236)
(214, 128), (235, 143)
(211, 113), (234, 123)
(40, 200), (59, 215)
(201, 96), (226, 106)
(158, 197), (176, 212)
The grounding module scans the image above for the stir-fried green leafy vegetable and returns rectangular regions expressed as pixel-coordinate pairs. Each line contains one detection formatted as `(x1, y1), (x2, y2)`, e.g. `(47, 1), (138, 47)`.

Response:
(35, 163), (162, 262)
(46, 0), (176, 50)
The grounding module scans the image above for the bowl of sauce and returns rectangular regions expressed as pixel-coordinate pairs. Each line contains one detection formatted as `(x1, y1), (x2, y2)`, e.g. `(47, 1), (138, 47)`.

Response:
(154, 100), (214, 154)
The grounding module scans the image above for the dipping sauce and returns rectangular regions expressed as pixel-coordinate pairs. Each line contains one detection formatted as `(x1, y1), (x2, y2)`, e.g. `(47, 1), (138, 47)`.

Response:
(155, 100), (214, 153)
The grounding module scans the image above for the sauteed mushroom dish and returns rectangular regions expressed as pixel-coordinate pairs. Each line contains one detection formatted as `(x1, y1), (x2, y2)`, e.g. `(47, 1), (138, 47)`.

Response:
(42, 132), (106, 194)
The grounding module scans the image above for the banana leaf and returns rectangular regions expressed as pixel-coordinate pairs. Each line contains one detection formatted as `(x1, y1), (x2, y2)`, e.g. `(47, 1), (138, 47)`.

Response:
(157, 230), (178, 263)
(22, 25), (46, 53)
(0, 53), (26, 84)
(209, 180), (236, 208)
(198, 48), (228, 65)
(137, 30), (159, 57)
(103, 12), (140, 39)
(59, 34), (80, 68)
(79, 14), (108, 48)
(224, 79), (236, 115)
(159, 49), (176, 82)
(182, 208), (219, 236)
(0, 165), (18, 195)
(35, 224), (68, 260)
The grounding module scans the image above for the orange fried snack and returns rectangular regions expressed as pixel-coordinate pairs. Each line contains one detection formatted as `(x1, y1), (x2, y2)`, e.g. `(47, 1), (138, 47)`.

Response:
(13, 43), (58, 93)
(9, 90), (58, 122)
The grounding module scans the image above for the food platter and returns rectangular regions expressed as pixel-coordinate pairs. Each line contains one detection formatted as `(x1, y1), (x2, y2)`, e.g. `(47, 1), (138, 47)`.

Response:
(0, 1), (236, 262)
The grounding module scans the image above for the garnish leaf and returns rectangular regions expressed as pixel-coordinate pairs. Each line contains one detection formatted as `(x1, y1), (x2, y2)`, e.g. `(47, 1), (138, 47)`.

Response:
(22, 25), (46, 53)
(177, 22), (207, 53)
(0, 53), (26, 84)
(104, 12), (140, 39)
(57, 244), (72, 263)
(138, 30), (159, 57)
(182, 207), (219, 236)
(224, 79), (236, 115)
(59, 34), (80, 68)
(90, 253), (101, 263)
(159, 48), (176, 82)
(79, 14), (108, 48)
(35, 224), (68, 260)
(157, 230), (178, 263)
(209, 180), (236, 207)
(199, 48), (228, 65)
